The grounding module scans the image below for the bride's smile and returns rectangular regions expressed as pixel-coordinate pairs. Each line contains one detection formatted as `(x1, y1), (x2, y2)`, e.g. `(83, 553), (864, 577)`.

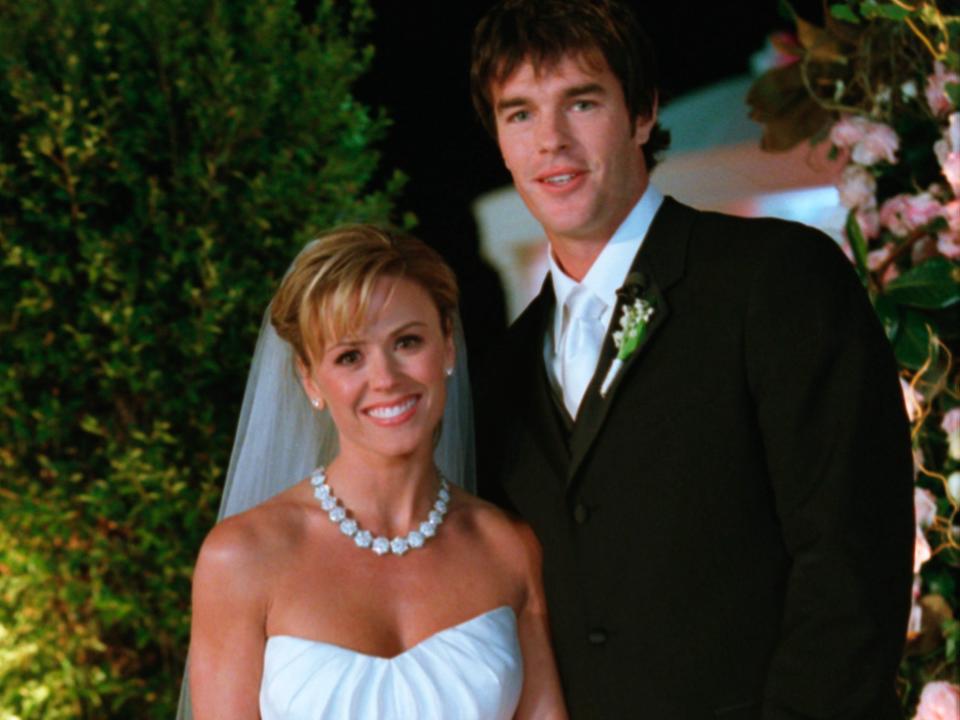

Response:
(301, 275), (454, 461)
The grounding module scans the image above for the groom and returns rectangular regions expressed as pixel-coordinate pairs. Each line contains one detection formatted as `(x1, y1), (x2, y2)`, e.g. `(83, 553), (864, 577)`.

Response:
(471, 1), (915, 718)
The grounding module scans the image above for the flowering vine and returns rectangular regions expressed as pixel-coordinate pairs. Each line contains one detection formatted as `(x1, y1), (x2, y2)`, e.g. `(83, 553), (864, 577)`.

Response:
(748, 1), (959, 714)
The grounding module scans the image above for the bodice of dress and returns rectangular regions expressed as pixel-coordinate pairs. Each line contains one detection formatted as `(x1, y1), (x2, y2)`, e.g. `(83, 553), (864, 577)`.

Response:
(260, 605), (522, 720)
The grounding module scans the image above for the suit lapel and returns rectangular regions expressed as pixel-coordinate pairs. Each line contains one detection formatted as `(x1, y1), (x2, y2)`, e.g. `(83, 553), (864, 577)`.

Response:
(514, 279), (570, 482)
(567, 197), (696, 485)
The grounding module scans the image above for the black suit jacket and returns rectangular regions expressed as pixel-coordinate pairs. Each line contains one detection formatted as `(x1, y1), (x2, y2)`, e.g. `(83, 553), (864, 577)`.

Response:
(475, 198), (914, 720)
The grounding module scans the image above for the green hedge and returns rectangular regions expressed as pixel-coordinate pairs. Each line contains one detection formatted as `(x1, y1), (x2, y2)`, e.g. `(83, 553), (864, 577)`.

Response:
(0, 0), (400, 715)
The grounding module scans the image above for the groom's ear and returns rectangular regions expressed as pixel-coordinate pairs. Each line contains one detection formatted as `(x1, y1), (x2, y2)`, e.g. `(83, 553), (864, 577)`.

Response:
(633, 94), (658, 146)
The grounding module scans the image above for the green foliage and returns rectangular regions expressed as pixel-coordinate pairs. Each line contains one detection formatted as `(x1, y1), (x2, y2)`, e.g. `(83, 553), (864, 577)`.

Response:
(830, 4), (862, 24)
(885, 257), (960, 310)
(0, 0), (400, 716)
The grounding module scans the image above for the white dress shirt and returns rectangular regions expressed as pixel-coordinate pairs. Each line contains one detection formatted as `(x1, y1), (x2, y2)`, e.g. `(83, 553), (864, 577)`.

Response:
(544, 185), (664, 415)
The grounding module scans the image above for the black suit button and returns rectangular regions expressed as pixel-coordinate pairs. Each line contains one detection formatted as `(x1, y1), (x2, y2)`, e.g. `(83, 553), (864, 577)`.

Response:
(587, 629), (607, 645)
(573, 503), (589, 524)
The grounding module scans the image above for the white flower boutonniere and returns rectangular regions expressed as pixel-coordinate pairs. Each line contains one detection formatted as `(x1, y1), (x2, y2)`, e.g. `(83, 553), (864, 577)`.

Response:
(599, 297), (655, 397)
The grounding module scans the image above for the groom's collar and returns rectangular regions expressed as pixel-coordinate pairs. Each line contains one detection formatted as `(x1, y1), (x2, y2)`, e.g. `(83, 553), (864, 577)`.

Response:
(548, 185), (664, 349)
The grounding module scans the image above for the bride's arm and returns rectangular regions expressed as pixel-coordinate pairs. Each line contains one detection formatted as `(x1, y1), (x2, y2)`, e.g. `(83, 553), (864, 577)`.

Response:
(513, 523), (569, 720)
(188, 515), (269, 720)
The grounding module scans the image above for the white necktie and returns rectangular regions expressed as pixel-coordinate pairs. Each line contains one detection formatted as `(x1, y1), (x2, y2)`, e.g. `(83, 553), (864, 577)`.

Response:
(559, 286), (606, 419)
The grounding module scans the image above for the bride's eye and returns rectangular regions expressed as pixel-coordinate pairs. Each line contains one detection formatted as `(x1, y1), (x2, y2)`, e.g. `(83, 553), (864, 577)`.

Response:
(396, 334), (423, 351)
(335, 349), (362, 366)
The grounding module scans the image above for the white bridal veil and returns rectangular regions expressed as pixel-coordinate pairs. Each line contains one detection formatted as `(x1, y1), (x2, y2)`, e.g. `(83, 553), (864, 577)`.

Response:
(176, 245), (476, 719)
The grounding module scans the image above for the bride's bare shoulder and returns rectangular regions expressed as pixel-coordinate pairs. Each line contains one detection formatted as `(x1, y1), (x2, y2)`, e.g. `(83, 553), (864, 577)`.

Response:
(194, 481), (310, 581)
(451, 488), (543, 569)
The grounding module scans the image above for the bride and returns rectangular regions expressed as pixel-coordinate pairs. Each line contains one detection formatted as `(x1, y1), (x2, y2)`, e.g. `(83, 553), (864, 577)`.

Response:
(185, 225), (567, 719)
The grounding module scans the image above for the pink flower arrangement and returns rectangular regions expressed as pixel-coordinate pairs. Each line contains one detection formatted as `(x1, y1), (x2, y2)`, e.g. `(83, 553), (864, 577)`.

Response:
(750, 13), (958, 707)
(912, 681), (960, 720)
(829, 115), (900, 166)
(914, 487), (938, 528)
(938, 199), (960, 259)
(925, 62), (960, 116)
(934, 113), (960, 196)
(880, 192), (945, 237)
(837, 165), (877, 209)
(866, 244), (893, 271)
(942, 407), (960, 461)
(914, 526), (932, 573)
(855, 206), (881, 240)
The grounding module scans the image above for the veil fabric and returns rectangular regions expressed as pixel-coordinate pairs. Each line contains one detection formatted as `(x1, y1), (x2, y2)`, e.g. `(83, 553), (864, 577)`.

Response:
(176, 259), (476, 719)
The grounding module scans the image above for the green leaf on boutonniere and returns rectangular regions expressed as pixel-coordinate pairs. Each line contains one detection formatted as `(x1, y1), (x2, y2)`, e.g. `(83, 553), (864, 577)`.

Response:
(617, 322), (647, 361)
(612, 298), (655, 362)
(884, 257), (960, 310)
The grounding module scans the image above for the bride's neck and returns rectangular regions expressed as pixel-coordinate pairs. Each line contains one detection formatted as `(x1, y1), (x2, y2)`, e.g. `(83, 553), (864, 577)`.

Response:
(324, 450), (440, 535)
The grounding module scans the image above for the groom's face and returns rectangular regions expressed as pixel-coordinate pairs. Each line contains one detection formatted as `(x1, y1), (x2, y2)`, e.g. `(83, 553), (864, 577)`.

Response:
(491, 52), (655, 250)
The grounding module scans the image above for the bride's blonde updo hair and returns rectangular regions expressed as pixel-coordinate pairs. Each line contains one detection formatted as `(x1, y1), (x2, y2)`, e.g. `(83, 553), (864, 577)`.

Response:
(270, 224), (459, 370)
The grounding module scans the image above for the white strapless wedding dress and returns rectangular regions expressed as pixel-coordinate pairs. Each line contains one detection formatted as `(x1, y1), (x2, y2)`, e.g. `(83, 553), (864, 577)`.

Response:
(260, 605), (522, 719)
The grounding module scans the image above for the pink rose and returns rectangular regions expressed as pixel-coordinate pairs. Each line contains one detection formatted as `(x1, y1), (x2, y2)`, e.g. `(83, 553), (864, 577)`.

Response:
(936, 198), (959, 257)
(829, 116), (900, 166)
(829, 115), (867, 148)
(880, 193), (944, 237)
(867, 244), (893, 271)
(914, 487), (938, 528)
(942, 407), (960, 461)
(937, 231), (960, 259)
(914, 526), (932, 573)
(940, 150), (959, 196)
(944, 199), (960, 235)
(837, 165), (877, 209)
(881, 195), (912, 236)
(934, 113), (960, 195)
(913, 681), (960, 720)
(881, 263), (900, 286)
(925, 61), (960, 116)
(851, 121), (899, 166)
(855, 206), (881, 239)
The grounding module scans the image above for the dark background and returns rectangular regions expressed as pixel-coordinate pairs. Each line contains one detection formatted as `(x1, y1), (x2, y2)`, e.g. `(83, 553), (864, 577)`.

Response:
(354, 1), (823, 354)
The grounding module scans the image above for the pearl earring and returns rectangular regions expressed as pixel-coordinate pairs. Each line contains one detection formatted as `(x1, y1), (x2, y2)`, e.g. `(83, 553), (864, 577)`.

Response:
(311, 397), (322, 410)
(444, 367), (454, 377)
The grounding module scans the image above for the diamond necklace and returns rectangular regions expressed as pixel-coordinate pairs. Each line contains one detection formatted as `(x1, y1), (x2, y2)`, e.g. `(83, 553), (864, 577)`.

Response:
(310, 466), (450, 557)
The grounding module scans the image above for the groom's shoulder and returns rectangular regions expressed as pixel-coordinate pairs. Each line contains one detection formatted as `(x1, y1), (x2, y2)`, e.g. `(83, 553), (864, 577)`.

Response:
(683, 202), (845, 265)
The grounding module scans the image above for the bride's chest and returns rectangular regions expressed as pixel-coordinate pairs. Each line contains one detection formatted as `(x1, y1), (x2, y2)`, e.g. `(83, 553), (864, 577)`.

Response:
(262, 538), (520, 658)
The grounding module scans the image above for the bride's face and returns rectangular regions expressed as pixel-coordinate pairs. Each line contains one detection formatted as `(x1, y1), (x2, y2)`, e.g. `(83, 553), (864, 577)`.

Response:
(301, 276), (454, 462)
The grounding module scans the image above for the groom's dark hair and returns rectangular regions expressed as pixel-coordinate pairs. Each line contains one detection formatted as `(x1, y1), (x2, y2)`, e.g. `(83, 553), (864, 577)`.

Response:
(470, 0), (670, 171)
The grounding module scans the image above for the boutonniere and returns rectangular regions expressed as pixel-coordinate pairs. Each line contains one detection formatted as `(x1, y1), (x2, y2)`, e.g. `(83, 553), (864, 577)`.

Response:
(599, 285), (655, 397)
